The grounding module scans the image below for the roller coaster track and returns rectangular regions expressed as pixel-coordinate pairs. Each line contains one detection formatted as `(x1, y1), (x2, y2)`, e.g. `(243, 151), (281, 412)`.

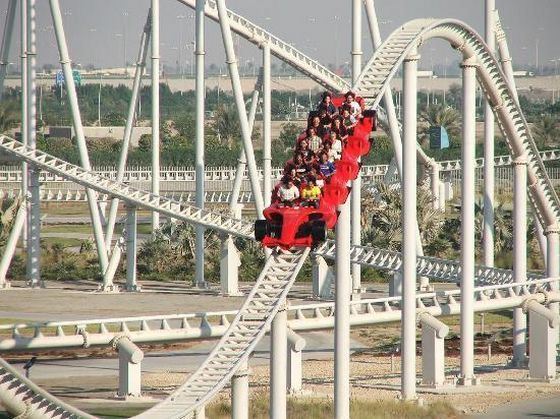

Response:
(0, 357), (95, 419)
(315, 240), (543, 286)
(0, 135), (544, 290)
(353, 18), (560, 228)
(0, 16), (558, 419)
(175, 0), (348, 92)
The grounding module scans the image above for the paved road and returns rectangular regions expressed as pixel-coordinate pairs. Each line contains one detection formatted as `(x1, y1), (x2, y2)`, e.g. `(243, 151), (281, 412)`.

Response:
(476, 396), (560, 418)
(10, 331), (364, 380)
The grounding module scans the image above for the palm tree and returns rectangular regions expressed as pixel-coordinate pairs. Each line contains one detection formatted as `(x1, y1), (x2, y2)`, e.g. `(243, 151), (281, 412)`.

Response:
(363, 182), (448, 255)
(0, 198), (20, 248)
(212, 104), (241, 148)
(532, 115), (559, 148)
(0, 103), (18, 134)
(418, 104), (461, 147)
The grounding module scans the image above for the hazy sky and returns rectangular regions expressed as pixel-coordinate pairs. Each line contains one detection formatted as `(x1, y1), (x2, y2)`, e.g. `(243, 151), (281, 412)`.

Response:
(1, 0), (559, 73)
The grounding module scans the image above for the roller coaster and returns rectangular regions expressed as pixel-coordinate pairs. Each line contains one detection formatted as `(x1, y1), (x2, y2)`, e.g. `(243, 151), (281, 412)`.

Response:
(0, 0), (559, 418)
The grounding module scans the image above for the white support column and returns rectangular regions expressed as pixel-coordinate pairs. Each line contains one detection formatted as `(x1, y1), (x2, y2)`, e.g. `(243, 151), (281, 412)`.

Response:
(215, 0), (264, 217)
(229, 82), (260, 210)
(220, 235), (241, 296)
(26, 0), (41, 288)
(459, 57), (478, 386)
(49, 0), (109, 273)
(105, 11), (152, 249)
(231, 360), (249, 419)
(419, 313), (449, 388)
(0, 198), (27, 288)
(363, 0), (427, 274)
(20, 0), (28, 250)
(194, 0), (206, 288)
(114, 336), (143, 398)
(270, 303), (287, 419)
(401, 48), (419, 401)
(0, 0), (17, 100)
(430, 161), (442, 210)
(483, 0), (496, 267)
(545, 226), (560, 317)
(312, 254), (334, 300)
(223, 84), (260, 296)
(151, 0), (160, 233)
(287, 329), (306, 394)
(262, 44), (272, 208)
(350, 0), (363, 297)
(512, 155), (528, 366)
(126, 205), (140, 292)
(526, 300), (559, 380)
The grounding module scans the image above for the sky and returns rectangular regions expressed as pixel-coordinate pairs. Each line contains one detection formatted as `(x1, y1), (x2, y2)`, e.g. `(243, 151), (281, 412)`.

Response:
(1, 0), (559, 74)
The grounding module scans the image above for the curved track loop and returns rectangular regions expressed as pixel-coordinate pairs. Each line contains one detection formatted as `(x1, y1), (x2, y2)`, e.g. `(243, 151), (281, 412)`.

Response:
(353, 18), (560, 228)
(135, 248), (309, 418)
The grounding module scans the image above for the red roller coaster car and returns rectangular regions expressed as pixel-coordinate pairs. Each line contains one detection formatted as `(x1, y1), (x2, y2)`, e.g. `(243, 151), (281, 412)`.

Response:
(255, 94), (376, 249)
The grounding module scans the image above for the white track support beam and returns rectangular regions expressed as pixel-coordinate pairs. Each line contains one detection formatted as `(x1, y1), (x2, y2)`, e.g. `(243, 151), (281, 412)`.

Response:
(526, 300), (559, 380)
(263, 44), (272, 207)
(363, 0), (427, 269)
(20, 0), (28, 250)
(401, 48), (419, 401)
(459, 57), (478, 386)
(194, 0), (205, 287)
(115, 337), (143, 398)
(483, 0), (495, 267)
(419, 313), (449, 388)
(312, 254), (333, 299)
(49, 0), (109, 273)
(334, 192), (352, 416)
(231, 360), (249, 419)
(126, 205), (140, 292)
(287, 329), (306, 394)
(105, 11), (152, 249)
(220, 235), (241, 296)
(222, 80), (260, 297)
(350, 0), (363, 297)
(546, 227), (560, 317)
(215, 0), (264, 217)
(270, 303), (287, 419)
(0, 198), (27, 288)
(229, 80), (260, 211)
(0, 0), (17, 100)
(512, 155), (528, 366)
(151, 0), (160, 233)
(495, 11), (548, 262)
(26, 0), (41, 288)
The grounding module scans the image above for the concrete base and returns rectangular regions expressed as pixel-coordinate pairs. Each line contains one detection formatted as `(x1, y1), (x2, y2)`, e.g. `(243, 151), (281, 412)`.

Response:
(97, 284), (120, 293)
(507, 356), (529, 369)
(0, 282), (11, 289)
(456, 376), (481, 387)
(351, 288), (365, 301)
(125, 285), (142, 293)
(312, 255), (334, 299)
(27, 280), (45, 289)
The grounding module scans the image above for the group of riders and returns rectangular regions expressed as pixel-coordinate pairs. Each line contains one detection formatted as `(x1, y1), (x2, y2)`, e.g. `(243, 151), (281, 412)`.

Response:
(275, 91), (364, 208)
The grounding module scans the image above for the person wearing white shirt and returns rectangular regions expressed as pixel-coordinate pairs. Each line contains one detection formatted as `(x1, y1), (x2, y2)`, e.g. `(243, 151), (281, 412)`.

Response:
(278, 178), (300, 206)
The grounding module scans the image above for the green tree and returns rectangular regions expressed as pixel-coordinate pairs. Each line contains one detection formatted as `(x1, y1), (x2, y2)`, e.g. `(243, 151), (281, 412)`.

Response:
(362, 183), (447, 255)
(0, 102), (19, 133)
(418, 105), (461, 147)
(532, 115), (559, 148)
(211, 105), (241, 148)
(0, 198), (20, 248)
